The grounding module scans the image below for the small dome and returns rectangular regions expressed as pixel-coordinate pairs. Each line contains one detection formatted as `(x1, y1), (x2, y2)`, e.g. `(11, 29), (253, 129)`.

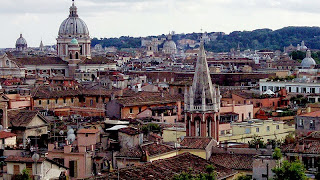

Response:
(70, 38), (78, 45)
(16, 34), (27, 46)
(301, 50), (316, 68)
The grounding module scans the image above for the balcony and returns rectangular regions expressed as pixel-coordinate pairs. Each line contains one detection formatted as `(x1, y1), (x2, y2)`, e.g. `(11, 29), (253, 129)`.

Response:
(185, 105), (218, 112)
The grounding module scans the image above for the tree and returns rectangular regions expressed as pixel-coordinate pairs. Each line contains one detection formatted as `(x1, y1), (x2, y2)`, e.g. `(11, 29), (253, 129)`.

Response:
(272, 147), (282, 160)
(248, 135), (266, 148)
(235, 174), (251, 180)
(12, 168), (32, 180)
(272, 160), (307, 180)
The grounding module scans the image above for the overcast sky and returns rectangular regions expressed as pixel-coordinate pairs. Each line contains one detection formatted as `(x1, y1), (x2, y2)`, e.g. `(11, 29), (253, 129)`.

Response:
(1, 0), (320, 48)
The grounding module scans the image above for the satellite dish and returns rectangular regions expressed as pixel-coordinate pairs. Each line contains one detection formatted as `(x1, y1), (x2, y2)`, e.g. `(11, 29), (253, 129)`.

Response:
(67, 134), (76, 143)
(32, 153), (40, 162)
(0, 125), (3, 131)
(59, 130), (64, 136)
(67, 129), (74, 135)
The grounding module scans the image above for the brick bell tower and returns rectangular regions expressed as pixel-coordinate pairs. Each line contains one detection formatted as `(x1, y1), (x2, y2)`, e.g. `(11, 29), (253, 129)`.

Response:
(184, 37), (221, 141)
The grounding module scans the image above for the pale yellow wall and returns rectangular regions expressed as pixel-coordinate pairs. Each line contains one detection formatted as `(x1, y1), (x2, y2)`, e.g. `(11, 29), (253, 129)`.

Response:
(178, 149), (206, 159)
(220, 121), (295, 143)
(162, 129), (186, 143)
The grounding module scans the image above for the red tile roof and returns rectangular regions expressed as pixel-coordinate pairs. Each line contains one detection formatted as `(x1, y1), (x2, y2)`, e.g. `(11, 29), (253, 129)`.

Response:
(119, 127), (141, 135)
(5, 156), (44, 163)
(141, 142), (175, 156)
(210, 153), (255, 170)
(180, 137), (213, 149)
(282, 132), (320, 154)
(0, 131), (16, 139)
(299, 111), (320, 117)
(104, 152), (237, 180)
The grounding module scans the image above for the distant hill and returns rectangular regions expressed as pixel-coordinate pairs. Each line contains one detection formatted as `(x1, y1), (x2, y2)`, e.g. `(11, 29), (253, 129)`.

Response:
(92, 26), (320, 52)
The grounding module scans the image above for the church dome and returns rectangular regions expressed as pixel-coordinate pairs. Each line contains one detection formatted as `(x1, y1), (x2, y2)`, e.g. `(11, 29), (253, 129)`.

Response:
(301, 50), (316, 68)
(16, 34), (27, 46)
(58, 2), (89, 37)
(163, 40), (176, 50)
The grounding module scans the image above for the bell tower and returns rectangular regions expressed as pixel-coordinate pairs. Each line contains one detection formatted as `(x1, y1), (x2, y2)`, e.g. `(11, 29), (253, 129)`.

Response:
(184, 37), (221, 141)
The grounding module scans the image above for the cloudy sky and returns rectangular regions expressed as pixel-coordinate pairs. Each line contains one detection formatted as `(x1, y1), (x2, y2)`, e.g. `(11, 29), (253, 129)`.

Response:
(1, 0), (320, 48)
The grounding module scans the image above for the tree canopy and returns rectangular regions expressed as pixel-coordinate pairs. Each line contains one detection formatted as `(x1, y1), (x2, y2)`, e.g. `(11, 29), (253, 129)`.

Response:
(272, 160), (307, 180)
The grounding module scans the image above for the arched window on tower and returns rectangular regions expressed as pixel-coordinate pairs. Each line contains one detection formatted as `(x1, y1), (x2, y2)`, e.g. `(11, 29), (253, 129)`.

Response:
(75, 52), (79, 59)
(207, 116), (212, 137)
(69, 53), (73, 59)
(194, 116), (201, 136)
(80, 45), (83, 55)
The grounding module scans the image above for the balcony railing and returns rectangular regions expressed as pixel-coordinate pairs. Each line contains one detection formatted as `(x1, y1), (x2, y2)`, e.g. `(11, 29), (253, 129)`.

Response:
(185, 105), (217, 111)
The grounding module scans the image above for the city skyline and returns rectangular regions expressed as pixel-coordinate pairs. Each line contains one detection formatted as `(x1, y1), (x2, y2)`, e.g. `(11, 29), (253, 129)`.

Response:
(1, 0), (320, 48)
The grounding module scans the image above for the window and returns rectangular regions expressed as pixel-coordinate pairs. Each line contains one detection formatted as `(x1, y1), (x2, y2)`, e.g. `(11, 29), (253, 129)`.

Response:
(130, 108), (133, 114)
(288, 87), (291, 92)
(256, 128), (259, 132)
(296, 87), (299, 93)
(242, 113), (244, 121)
(69, 53), (73, 59)
(311, 88), (316, 94)
(276, 125), (279, 129)
(299, 119), (304, 126)
(85, 133), (89, 137)
(139, 107), (142, 113)
(56, 98), (58, 104)
(71, 98), (74, 103)
(63, 98), (66, 103)
(6, 60), (9, 66)
(47, 99), (50, 104)
(39, 100), (41, 105)
(245, 128), (251, 134)
(267, 126), (270, 131)
(310, 120), (315, 130)
(90, 100), (93, 106)
(248, 112), (251, 119)
(96, 97), (99, 103)
(220, 130), (225, 135)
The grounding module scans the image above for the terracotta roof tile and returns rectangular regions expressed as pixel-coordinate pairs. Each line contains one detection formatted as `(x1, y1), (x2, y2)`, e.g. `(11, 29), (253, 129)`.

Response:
(0, 131), (16, 139)
(180, 137), (213, 149)
(299, 111), (320, 117)
(115, 92), (183, 107)
(8, 110), (47, 127)
(119, 127), (141, 135)
(5, 156), (44, 163)
(210, 153), (254, 170)
(104, 152), (237, 180)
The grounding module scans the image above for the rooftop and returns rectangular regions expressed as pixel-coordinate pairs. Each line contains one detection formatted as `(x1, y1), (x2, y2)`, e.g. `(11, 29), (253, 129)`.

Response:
(210, 153), (255, 171)
(180, 137), (214, 149)
(104, 152), (236, 180)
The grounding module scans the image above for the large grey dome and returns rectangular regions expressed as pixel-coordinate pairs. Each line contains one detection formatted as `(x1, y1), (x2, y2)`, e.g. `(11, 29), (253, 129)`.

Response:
(16, 34), (27, 46)
(301, 50), (316, 68)
(58, 2), (89, 37)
